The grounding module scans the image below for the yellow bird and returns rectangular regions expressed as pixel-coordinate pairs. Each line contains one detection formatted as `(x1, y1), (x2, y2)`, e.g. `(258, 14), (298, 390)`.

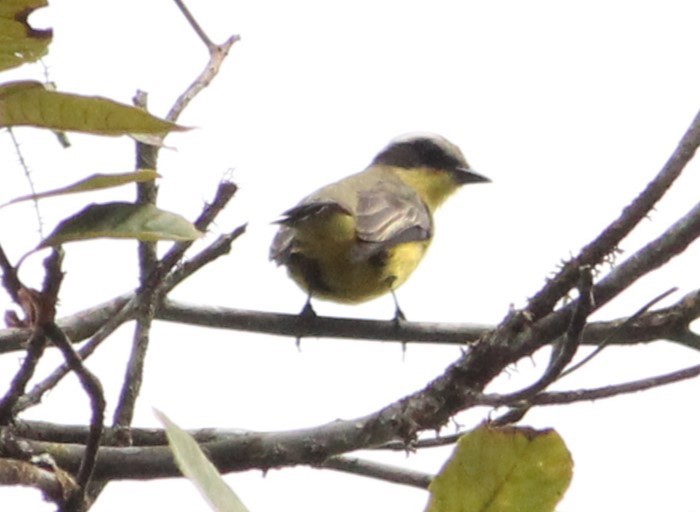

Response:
(270, 133), (489, 320)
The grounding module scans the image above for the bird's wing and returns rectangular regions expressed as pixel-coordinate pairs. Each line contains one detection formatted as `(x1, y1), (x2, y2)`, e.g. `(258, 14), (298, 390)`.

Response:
(270, 183), (432, 264)
(269, 201), (349, 264)
(352, 186), (432, 259)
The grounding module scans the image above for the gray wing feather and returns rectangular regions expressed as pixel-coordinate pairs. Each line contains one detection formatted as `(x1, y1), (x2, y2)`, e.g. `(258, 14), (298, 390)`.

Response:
(270, 177), (432, 264)
(352, 187), (432, 260)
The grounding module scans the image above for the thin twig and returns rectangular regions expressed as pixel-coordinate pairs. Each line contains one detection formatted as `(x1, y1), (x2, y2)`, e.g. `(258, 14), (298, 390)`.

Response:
(16, 296), (137, 412)
(470, 267), (593, 407)
(161, 224), (247, 293)
(158, 180), (239, 276)
(123, 93), (161, 433)
(112, 186), (240, 430)
(43, 323), (105, 492)
(7, 128), (44, 237)
(377, 433), (462, 451)
(110, 1), (240, 437)
(524, 193), (700, 358)
(319, 456), (432, 489)
(530, 362), (700, 405)
(41, 251), (104, 502)
(112, 301), (154, 431)
(0, 249), (62, 423)
(559, 286), (677, 378)
(0, 248), (105, 508)
(0, 243), (21, 302)
(0, 329), (47, 423)
(525, 110), (700, 321)
(173, 0), (215, 49)
(165, 36), (240, 123)
(15, 222), (244, 413)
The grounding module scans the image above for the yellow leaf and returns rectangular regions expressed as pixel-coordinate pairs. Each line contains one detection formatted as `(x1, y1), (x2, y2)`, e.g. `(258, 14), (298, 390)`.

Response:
(0, 81), (186, 135)
(0, 0), (52, 71)
(37, 201), (203, 248)
(426, 425), (573, 512)
(0, 170), (160, 208)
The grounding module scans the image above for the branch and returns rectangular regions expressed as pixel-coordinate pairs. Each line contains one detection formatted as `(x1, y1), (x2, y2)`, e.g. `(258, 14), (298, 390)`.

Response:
(156, 300), (489, 344)
(473, 267), (593, 407)
(559, 286), (678, 379)
(0, 247), (105, 509)
(0, 294), (131, 353)
(0, 329), (47, 424)
(13, 355), (700, 486)
(6, 128), (45, 237)
(0, 243), (21, 303)
(523, 193), (700, 358)
(0, 249), (62, 423)
(111, 300), (153, 430)
(2, 284), (699, 355)
(16, 296), (136, 413)
(0, 179), (243, 419)
(319, 456), (432, 489)
(111, 0), (240, 433)
(524, 110), (700, 320)
(173, 0), (215, 49)
(10, 360), (700, 483)
(0, 458), (76, 504)
(167, 2), (240, 122)
(478, 361), (700, 407)
(43, 324), (105, 491)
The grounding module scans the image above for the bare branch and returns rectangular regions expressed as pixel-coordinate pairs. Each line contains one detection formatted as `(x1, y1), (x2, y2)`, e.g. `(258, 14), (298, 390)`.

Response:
(43, 323), (105, 492)
(16, 296), (136, 413)
(530, 362), (700, 405)
(7, 128), (44, 237)
(0, 458), (76, 505)
(109, 0), (240, 440)
(10, 354), (699, 483)
(319, 456), (432, 489)
(157, 301), (491, 344)
(559, 286), (678, 378)
(165, 34), (240, 123)
(0, 329), (47, 424)
(112, 305), (153, 431)
(0, 249), (63, 423)
(525, 110), (700, 321)
(161, 224), (247, 292)
(173, 0), (215, 50)
(158, 180), (239, 278)
(473, 267), (594, 408)
(12, 353), (698, 486)
(0, 243), (21, 303)
(2, 284), (699, 356)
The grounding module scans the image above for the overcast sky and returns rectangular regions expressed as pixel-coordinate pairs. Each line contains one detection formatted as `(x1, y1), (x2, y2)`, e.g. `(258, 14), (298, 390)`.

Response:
(1, 1), (700, 511)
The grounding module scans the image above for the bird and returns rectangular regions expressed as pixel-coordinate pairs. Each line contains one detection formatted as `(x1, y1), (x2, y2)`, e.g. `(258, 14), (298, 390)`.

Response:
(270, 133), (490, 321)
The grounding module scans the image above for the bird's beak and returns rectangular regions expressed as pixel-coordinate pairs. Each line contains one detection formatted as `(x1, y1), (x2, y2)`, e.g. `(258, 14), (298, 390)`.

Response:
(454, 167), (491, 184)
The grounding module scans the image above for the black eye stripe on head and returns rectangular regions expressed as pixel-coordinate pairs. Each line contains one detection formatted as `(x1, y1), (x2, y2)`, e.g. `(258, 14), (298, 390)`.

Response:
(372, 138), (463, 170)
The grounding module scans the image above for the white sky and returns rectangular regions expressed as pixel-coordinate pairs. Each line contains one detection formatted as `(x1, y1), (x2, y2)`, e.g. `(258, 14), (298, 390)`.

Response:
(1, 0), (700, 510)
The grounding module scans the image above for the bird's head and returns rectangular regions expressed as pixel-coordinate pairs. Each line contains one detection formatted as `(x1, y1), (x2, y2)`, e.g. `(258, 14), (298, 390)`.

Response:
(373, 133), (490, 209)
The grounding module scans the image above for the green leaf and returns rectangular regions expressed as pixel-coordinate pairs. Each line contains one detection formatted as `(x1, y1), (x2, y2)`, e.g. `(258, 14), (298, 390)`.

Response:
(0, 170), (160, 208)
(426, 425), (573, 512)
(154, 409), (250, 512)
(0, 0), (52, 71)
(0, 81), (186, 135)
(37, 201), (203, 248)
